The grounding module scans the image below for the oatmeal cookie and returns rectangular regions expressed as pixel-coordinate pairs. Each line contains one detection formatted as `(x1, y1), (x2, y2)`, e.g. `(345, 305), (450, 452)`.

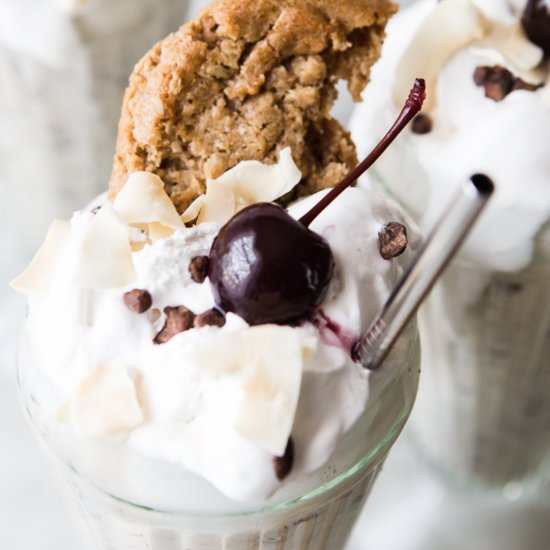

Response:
(109, 0), (397, 212)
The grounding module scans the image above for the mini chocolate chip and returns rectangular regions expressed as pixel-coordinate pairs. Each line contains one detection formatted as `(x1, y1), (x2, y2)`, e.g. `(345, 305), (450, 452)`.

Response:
(274, 438), (294, 481)
(474, 65), (542, 100)
(123, 289), (152, 314)
(91, 206), (102, 215)
(484, 80), (510, 102)
(474, 65), (516, 102)
(486, 67), (514, 101)
(189, 256), (210, 284)
(411, 113), (433, 135)
(473, 66), (490, 86)
(154, 306), (195, 344)
(194, 308), (226, 328)
(522, 0), (550, 57)
(379, 222), (408, 260)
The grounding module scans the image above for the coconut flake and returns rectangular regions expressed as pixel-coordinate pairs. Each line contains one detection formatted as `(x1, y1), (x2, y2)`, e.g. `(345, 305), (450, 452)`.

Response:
(180, 196), (206, 224)
(236, 326), (316, 456)
(114, 171), (184, 234)
(182, 148), (302, 225)
(148, 221), (175, 242)
(74, 204), (136, 290)
(10, 219), (70, 297)
(394, 0), (489, 110)
(187, 324), (316, 455)
(67, 366), (144, 438)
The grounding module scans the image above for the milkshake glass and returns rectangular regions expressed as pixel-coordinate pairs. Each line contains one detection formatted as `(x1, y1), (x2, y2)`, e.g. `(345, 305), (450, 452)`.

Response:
(410, 222), (550, 493)
(18, 322), (420, 550)
(350, 0), (550, 493)
(0, 0), (187, 252)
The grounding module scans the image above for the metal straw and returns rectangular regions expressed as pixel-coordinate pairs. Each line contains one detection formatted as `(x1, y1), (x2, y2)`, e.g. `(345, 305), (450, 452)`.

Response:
(355, 174), (495, 371)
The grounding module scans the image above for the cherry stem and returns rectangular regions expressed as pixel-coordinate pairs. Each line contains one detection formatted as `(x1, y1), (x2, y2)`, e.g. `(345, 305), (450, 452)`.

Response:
(299, 78), (426, 228)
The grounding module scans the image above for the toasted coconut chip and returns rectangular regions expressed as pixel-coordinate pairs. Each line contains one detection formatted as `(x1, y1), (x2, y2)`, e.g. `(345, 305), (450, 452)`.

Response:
(182, 148), (302, 225)
(74, 205), (136, 290)
(11, 220), (70, 297)
(192, 181), (236, 226)
(237, 326), (316, 456)
(67, 366), (144, 438)
(148, 221), (175, 242)
(188, 324), (316, 455)
(394, 0), (488, 111)
(114, 172), (184, 236)
(180, 196), (205, 224)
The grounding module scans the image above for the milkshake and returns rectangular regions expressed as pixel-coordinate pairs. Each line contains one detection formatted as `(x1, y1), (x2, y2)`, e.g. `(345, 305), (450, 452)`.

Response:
(14, 156), (421, 548)
(9, 0), (446, 544)
(0, 0), (187, 252)
(350, 0), (550, 491)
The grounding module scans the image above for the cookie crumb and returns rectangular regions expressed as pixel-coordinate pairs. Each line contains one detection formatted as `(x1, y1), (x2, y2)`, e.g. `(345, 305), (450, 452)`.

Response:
(109, 0), (397, 211)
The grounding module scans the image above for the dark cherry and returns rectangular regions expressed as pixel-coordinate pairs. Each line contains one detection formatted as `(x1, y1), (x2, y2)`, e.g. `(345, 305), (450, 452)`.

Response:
(209, 203), (334, 325)
(522, 0), (550, 57)
(208, 79), (426, 327)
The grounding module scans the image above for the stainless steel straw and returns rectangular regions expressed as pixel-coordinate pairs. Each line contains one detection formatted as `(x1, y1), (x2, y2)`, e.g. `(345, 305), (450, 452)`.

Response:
(355, 174), (494, 370)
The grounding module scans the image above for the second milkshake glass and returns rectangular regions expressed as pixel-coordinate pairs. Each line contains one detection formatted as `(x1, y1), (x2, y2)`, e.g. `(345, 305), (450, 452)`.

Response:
(347, 0), (550, 494)
(409, 222), (550, 494)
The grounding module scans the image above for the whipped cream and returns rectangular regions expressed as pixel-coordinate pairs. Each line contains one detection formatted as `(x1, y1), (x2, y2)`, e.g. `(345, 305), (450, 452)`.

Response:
(14, 155), (420, 506)
(350, 0), (550, 272)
